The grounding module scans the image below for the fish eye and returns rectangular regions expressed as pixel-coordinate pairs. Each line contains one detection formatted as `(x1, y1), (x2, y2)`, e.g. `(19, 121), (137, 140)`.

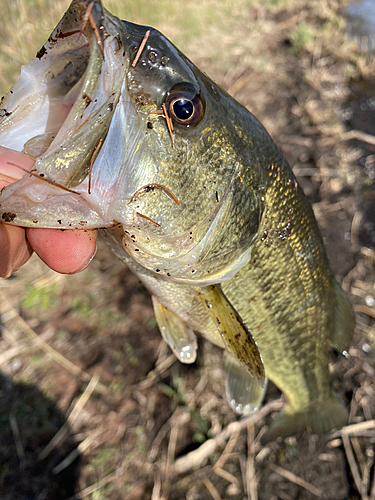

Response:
(165, 84), (204, 127)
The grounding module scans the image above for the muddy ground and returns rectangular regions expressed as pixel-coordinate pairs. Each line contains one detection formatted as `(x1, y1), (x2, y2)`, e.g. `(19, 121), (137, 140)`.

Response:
(0, 0), (375, 499)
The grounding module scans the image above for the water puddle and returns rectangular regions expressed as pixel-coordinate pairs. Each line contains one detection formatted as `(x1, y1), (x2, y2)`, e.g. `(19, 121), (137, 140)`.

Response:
(345, 1), (375, 249)
(347, 0), (375, 51)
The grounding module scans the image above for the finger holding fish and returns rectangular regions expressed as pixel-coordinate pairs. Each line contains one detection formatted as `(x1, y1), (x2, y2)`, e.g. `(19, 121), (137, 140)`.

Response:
(0, 145), (97, 275)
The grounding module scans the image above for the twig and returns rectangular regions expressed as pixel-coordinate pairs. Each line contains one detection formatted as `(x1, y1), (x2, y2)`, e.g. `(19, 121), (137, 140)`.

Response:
(9, 408), (26, 470)
(79, 0), (104, 57)
(277, 491), (294, 500)
(352, 436), (367, 480)
(132, 30), (150, 67)
(52, 428), (102, 475)
(353, 305), (375, 319)
(151, 473), (162, 500)
(341, 420), (375, 436)
(148, 406), (181, 463)
(164, 411), (190, 494)
(174, 399), (283, 474)
(267, 463), (322, 497)
(342, 433), (368, 500)
(371, 466), (375, 499)
(162, 102), (174, 146)
(362, 443), (374, 496)
(88, 138), (102, 194)
(227, 69), (252, 96)
(39, 374), (100, 460)
(203, 478), (222, 500)
(340, 129), (375, 146)
(64, 464), (126, 500)
(7, 162), (80, 194)
(129, 183), (179, 205)
(214, 428), (240, 470)
(247, 423), (258, 500)
(137, 354), (176, 390)
(214, 467), (240, 490)
(0, 341), (30, 366)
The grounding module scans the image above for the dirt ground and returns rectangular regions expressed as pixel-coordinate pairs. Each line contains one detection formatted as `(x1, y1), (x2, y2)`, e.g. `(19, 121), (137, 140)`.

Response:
(0, 0), (375, 499)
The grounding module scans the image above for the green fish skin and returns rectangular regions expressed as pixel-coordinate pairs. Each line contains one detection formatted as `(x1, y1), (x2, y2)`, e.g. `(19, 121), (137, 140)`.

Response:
(0, 0), (354, 440)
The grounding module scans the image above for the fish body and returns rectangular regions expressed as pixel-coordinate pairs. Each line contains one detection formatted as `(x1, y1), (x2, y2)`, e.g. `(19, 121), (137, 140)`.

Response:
(0, 0), (354, 440)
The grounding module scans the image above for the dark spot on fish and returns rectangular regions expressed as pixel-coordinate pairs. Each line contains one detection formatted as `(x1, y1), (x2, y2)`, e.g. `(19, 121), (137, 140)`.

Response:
(235, 334), (240, 340)
(205, 300), (212, 309)
(215, 191), (219, 203)
(261, 230), (268, 242)
(155, 269), (160, 272)
(191, 270), (195, 273)
(10, 91), (13, 94)
(131, 235), (136, 239)
(216, 317), (221, 325)
(0, 96), (4, 105)
(2, 212), (16, 222)
(39, 173), (45, 177)
(277, 221), (293, 241)
(0, 109), (11, 117)
(60, 229), (66, 232)
(108, 102), (114, 111)
(167, 272), (171, 277)
(147, 122), (153, 129)
(57, 220), (62, 224)
(36, 45), (47, 59)
(83, 94), (92, 107)
(79, 221), (87, 226)
(135, 248), (139, 251)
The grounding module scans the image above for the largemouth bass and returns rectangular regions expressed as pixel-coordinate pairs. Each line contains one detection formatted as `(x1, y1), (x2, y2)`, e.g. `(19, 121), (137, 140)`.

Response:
(0, 0), (354, 441)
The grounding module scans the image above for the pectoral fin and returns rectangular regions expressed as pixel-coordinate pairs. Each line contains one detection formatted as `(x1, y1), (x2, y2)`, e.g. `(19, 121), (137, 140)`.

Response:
(330, 279), (355, 355)
(198, 285), (265, 409)
(224, 351), (267, 415)
(152, 296), (197, 364)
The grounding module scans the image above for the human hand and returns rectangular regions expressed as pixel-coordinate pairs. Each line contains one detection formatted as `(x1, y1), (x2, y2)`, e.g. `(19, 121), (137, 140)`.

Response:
(0, 146), (97, 278)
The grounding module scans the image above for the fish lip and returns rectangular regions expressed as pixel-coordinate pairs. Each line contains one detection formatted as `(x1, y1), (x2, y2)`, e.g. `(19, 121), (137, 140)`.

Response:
(0, 1), (137, 201)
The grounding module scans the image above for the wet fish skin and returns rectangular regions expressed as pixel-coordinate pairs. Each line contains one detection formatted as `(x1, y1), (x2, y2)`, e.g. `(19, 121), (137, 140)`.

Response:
(0, 1), (354, 440)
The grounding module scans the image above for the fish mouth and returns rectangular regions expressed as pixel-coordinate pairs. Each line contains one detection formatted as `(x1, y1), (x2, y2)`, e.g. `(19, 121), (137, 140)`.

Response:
(0, 0), (145, 229)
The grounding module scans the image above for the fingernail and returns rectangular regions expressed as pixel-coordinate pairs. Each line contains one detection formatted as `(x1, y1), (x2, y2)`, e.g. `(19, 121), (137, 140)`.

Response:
(75, 243), (97, 273)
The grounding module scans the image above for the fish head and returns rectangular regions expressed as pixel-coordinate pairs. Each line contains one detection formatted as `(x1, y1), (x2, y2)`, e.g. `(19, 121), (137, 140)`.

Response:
(0, 0), (274, 284)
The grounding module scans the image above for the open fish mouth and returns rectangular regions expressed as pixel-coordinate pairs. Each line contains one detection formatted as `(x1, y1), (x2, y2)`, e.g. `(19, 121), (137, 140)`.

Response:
(0, 0), (145, 229)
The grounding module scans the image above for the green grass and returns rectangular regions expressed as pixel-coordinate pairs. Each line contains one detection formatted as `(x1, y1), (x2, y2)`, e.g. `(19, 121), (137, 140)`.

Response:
(0, 0), (305, 95)
(70, 293), (125, 326)
(22, 284), (58, 310)
(289, 21), (315, 51)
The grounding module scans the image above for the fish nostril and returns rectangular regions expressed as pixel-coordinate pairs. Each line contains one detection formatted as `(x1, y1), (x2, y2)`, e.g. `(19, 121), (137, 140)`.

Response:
(148, 50), (158, 64)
